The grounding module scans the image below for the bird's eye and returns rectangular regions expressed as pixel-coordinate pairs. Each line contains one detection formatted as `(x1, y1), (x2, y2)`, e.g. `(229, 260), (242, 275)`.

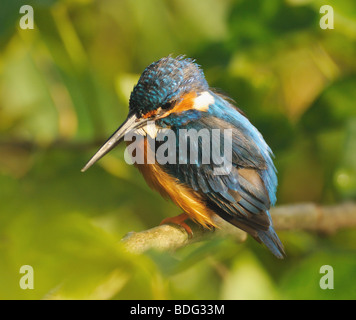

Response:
(161, 102), (172, 110)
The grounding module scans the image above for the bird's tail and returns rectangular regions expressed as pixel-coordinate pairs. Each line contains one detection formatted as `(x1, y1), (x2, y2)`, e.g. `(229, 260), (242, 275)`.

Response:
(257, 226), (285, 259)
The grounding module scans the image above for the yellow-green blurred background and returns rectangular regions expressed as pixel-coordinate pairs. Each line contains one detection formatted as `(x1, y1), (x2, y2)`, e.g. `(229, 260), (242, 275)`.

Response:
(1, 0), (356, 300)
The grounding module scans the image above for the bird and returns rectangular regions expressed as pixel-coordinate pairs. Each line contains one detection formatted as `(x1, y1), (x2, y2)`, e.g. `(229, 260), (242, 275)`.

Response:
(81, 56), (285, 259)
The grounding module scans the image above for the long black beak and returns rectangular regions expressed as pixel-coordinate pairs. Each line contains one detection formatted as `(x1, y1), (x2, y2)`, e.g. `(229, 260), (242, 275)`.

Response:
(81, 113), (147, 172)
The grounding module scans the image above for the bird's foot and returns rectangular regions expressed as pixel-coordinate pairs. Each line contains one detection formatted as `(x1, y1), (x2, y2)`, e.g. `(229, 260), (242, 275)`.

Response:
(160, 213), (193, 238)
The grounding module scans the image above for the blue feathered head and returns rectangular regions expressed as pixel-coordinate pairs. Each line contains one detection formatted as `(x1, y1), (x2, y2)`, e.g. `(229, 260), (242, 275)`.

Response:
(129, 56), (209, 117)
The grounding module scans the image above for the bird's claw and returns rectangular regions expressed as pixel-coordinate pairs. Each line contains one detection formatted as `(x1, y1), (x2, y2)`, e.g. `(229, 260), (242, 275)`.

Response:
(160, 213), (194, 239)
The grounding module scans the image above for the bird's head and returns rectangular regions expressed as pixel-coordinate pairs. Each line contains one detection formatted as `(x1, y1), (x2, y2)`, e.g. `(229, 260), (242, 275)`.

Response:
(82, 56), (214, 171)
(129, 56), (208, 117)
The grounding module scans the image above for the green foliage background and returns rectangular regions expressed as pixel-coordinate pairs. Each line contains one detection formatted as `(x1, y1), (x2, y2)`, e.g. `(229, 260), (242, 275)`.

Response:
(0, 0), (355, 299)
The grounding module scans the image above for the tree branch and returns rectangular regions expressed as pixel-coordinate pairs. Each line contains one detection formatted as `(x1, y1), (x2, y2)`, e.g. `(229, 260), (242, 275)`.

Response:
(121, 202), (356, 254)
(268, 202), (356, 233)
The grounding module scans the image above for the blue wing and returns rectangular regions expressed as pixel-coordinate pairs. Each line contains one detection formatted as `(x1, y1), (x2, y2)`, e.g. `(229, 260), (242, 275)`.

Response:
(157, 92), (285, 258)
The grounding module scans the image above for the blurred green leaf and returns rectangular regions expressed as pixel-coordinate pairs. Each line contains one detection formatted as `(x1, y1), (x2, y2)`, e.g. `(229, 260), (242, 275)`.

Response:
(221, 251), (279, 300)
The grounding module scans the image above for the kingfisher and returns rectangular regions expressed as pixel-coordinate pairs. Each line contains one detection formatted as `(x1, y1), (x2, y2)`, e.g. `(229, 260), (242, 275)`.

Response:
(82, 56), (285, 259)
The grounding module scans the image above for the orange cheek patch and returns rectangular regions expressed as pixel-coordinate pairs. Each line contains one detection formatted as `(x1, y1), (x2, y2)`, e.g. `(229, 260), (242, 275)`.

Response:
(142, 109), (158, 119)
(173, 92), (197, 113)
(160, 92), (197, 118)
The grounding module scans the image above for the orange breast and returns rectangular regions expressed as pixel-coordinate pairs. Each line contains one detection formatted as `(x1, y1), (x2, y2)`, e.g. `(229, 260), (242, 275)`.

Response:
(131, 137), (216, 228)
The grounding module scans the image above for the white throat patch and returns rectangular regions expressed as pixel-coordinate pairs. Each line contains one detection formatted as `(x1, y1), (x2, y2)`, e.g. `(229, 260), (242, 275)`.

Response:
(135, 121), (160, 139)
